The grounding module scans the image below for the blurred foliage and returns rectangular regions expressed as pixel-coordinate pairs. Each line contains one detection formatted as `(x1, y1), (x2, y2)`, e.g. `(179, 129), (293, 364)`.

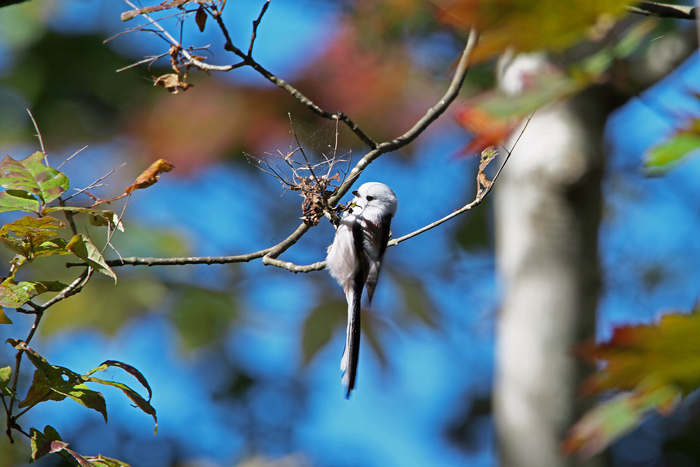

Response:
(565, 306), (700, 457)
(170, 285), (238, 352)
(0, 0), (699, 466)
(646, 116), (700, 174)
(0, 32), (152, 147)
(437, 0), (630, 61)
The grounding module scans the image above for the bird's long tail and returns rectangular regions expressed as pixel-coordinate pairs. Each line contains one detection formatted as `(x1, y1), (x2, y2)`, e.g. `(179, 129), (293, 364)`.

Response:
(341, 281), (363, 398)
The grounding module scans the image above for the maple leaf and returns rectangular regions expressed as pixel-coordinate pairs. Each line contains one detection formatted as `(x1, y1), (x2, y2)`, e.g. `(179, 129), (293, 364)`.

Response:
(579, 310), (700, 396)
(565, 307), (700, 457)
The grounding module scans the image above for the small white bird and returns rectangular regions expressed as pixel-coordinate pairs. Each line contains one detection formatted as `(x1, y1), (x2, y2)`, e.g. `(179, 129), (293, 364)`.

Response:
(326, 182), (398, 398)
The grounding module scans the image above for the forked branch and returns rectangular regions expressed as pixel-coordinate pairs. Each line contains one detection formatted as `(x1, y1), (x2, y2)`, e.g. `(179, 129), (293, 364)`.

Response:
(77, 29), (494, 272)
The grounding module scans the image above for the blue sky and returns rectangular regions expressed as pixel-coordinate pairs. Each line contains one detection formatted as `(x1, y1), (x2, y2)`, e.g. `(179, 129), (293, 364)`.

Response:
(2, 2), (700, 467)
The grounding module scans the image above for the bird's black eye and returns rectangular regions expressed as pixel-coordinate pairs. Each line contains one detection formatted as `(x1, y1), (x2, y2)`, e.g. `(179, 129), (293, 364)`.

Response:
(366, 195), (375, 201)
(352, 191), (359, 197)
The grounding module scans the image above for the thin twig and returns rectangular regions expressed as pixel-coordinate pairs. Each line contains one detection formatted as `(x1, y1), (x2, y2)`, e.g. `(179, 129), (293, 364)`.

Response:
(27, 111), (81, 233)
(26, 110), (46, 163)
(57, 145), (88, 170)
(64, 164), (125, 201)
(248, 0), (271, 57)
(117, 54), (169, 73)
(390, 113), (533, 245)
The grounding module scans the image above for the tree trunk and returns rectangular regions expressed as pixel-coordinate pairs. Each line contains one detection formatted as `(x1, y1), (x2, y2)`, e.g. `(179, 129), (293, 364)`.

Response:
(494, 57), (620, 467)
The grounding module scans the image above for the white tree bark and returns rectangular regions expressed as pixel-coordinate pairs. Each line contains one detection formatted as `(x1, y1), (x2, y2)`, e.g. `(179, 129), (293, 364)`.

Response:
(494, 56), (617, 467)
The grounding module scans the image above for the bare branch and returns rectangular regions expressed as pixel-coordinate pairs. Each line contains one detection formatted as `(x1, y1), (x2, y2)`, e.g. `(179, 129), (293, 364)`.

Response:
(329, 28), (480, 206)
(248, 0), (271, 57)
(96, 22), (482, 272)
(262, 256), (325, 273)
(69, 249), (271, 268)
(57, 145), (88, 170)
(26, 110), (46, 161)
(121, 0), (378, 147)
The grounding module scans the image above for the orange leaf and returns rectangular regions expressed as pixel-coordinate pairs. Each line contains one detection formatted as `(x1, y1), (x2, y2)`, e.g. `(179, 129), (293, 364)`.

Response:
(454, 106), (519, 156)
(125, 159), (176, 194)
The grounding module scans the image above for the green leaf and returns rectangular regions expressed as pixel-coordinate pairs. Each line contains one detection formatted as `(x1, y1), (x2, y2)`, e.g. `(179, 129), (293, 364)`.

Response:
(0, 366), (11, 395)
(66, 234), (117, 282)
(396, 275), (439, 328)
(0, 282), (36, 308)
(85, 376), (157, 434)
(21, 368), (68, 408)
(0, 215), (63, 237)
(361, 314), (389, 372)
(0, 189), (40, 213)
(86, 360), (153, 401)
(0, 153), (69, 204)
(0, 234), (26, 256)
(30, 426), (122, 466)
(22, 152), (69, 203)
(0, 216), (66, 259)
(438, 0), (630, 60)
(0, 280), (67, 308)
(30, 425), (65, 461)
(0, 155), (40, 193)
(85, 360), (157, 433)
(33, 237), (70, 258)
(9, 340), (108, 422)
(645, 132), (700, 173)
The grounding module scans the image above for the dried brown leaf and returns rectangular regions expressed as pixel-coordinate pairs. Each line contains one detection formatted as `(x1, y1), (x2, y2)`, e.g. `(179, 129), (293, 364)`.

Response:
(124, 159), (176, 194)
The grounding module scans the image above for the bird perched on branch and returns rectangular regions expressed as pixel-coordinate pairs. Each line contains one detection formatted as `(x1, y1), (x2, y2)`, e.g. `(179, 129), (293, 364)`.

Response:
(326, 182), (398, 398)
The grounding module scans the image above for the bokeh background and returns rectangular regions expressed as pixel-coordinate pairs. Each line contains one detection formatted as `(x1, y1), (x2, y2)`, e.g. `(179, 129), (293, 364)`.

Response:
(1, 1), (700, 466)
